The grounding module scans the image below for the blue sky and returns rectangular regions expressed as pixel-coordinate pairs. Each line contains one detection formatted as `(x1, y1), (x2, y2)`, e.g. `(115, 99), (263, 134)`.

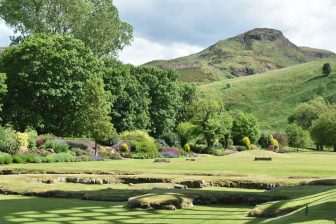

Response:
(1, 0), (336, 65)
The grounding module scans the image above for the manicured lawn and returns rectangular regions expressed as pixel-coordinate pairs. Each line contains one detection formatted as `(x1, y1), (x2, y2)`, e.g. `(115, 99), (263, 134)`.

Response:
(3, 151), (335, 178)
(0, 194), (257, 224)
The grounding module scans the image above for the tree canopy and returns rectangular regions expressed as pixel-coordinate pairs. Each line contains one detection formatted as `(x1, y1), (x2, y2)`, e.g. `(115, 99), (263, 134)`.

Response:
(0, 34), (101, 136)
(0, 0), (133, 57)
(231, 111), (260, 144)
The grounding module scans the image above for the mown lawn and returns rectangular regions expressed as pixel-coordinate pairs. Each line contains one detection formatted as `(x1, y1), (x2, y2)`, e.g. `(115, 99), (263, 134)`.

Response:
(0, 194), (257, 224)
(3, 151), (335, 178)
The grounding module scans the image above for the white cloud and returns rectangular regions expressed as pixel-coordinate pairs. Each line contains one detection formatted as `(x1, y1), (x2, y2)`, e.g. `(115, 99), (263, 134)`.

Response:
(117, 37), (203, 65)
(0, 22), (13, 46)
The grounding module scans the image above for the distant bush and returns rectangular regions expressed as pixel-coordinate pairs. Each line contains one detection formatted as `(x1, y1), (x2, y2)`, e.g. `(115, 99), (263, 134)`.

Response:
(242, 136), (251, 150)
(189, 143), (207, 154)
(15, 132), (29, 147)
(97, 132), (120, 146)
(119, 143), (129, 154)
(26, 129), (38, 148)
(36, 133), (56, 147)
(0, 127), (20, 154)
(155, 138), (168, 149)
(236, 145), (247, 152)
(161, 132), (181, 147)
(184, 143), (190, 152)
(43, 139), (69, 153)
(0, 152), (13, 164)
(12, 154), (25, 164)
(120, 130), (155, 143)
(160, 147), (180, 158)
(131, 141), (159, 159)
(46, 153), (75, 163)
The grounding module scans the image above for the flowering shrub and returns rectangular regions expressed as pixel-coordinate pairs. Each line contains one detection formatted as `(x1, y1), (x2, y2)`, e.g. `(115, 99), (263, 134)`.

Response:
(15, 132), (29, 147)
(43, 139), (69, 153)
(184, 143), (190, 152)
(120, 143), (129, 153)
(112, 141), (131, 152)
(242, 136), (251, 150)
(160, 147), (180, 158)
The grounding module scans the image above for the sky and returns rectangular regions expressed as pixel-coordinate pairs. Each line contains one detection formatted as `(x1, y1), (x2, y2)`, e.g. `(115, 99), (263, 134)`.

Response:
(1, 0), (336, 65)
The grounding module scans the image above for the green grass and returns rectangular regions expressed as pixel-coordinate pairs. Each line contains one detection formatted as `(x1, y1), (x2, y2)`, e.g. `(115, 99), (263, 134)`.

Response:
(3, 150), (335, 179)
(0, 194), (257, 224)
(0, 150), (335, 223)
(199, 58), (336, 130)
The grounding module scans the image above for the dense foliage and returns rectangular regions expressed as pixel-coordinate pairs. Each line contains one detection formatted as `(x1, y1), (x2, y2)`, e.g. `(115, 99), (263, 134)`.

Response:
(0, 0), (133, 57)
(231, 111), (260, 144)
(0, 34), (101, 136)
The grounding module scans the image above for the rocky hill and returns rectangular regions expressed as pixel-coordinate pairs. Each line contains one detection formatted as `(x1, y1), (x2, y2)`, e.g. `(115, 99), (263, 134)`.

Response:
(145, 28), (336, 83)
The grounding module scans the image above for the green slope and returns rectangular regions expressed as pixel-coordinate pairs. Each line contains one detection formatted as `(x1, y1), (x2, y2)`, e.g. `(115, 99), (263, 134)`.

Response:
(199, 58), (336, 131)
(146, 28), (335, 83)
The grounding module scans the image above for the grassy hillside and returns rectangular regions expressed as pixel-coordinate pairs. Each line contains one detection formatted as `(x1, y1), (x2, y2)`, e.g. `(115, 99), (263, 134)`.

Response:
(146, 28), (335, 83)
(199, 58), (336, 131)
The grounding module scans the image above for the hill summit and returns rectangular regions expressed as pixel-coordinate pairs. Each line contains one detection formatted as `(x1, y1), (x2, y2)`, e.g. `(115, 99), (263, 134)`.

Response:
(145, 28), (336, 83)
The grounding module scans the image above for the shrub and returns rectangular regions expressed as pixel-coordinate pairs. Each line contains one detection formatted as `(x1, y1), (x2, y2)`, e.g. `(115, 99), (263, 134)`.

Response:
(176, 121), (198, 145)
(211, 148), (225, 156)
(120, 143), (129, 153)
(242, 136), (251, 150)
(258, 133), (269, 148)
(112, 141), (131, 152)
(12, 154), (25, 164)
(120, 130), (155, 143)
(236, 145), (246, 152)
(15, 132), (29, 147)
(273, 132), (288, 150)
(75, 155), (92, 162)
(155, 138), (168, 149)
(184, 143), (190, 152)
(66, 141), (89, 150)
(26, 129), (38, 148)
(0, 127), (20, 154)
(132, 141), (159, 159)
(161, 132), (181, 147)
(160, 147), (180, 158)
(189, 143), (207, 153)
(97, 132), (120, 146)
(120, 130), (158, 159)
(36, 133), (56, 147)
(46, 153), (75, 163)
(0, 152), (12, 164)
(70, 147), (91, 156)
(43, 139), (69, 153)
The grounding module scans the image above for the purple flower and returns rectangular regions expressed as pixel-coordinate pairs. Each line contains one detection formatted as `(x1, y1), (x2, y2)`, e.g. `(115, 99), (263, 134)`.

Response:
(90, 154), (103, 161)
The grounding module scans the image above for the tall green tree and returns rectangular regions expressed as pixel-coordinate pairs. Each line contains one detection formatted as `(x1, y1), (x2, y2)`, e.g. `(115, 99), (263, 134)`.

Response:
(231, 111), (260, 144)
(133, 67), (182, 137)
(0, 73), (7, 118)
(286, 124), (311, 150)
(81, 75), (114, 155)
(0, 0), (133, 56)
(0, 34), (101, 135)
(310, 109), (336, 152)
(288, 97), (331, 130)
(102, 59), (150, 132)
(188, 99), (233, 147)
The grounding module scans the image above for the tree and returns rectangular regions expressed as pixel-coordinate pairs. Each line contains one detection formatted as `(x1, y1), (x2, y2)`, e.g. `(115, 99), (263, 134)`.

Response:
(188, 99), (233, 147)
(176, 121), (198, 145)
(133, 67), (182, 137)
(81, 75), (114, 155)
(102, 59), (150, 132)
(288, 97), (331, 130)
(286, 124), (311, 150)
(310, 109), (336, 152)
(231, 111), (260, 145)
(322, 63), (331, 76)
(0, 73), (7, 118)
(0, 34), (101, 136)
(0, 0), (133, 57)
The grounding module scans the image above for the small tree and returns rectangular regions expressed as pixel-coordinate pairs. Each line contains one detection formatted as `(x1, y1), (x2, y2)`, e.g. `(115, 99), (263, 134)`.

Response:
(286, 124), (311, 151)
(82, 75), (114, 155)
(231, 111), (260, 145)
(322, 63), (331, 76)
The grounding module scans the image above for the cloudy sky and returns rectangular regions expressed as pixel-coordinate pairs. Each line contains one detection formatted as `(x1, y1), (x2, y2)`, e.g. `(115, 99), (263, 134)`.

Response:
(1, 0), (336, 65)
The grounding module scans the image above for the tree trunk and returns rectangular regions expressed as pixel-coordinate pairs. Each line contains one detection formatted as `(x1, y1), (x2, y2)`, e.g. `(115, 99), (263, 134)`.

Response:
(334, 145), (336, 152)
(320, 145), (324, 151)
(94, 140), (98, 155)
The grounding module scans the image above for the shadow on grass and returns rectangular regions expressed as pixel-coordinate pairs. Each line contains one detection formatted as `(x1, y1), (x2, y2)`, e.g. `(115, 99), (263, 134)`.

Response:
(0, 196), (255, 224)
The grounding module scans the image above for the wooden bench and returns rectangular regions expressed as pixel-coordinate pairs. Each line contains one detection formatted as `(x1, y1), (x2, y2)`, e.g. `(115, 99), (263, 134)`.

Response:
(254, 157), (272, 161)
